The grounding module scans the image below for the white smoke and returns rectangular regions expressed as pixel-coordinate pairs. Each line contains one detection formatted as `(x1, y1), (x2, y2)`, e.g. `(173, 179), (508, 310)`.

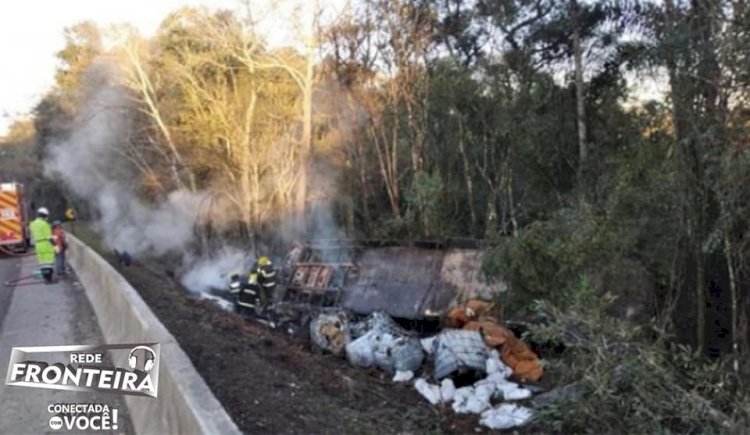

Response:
(43, 60), (350, 298)
(180, 248), (251, 293)
(44, 60), (206, 257)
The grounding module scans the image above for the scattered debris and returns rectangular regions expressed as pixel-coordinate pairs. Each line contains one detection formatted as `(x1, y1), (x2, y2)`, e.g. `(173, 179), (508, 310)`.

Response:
(532, 382), (582, 408)
(480, 404), (533, 430)
(444, 299), (497, 328)
(452, 385), (492, 414)
(393, 370), (414, 382)
(494, 381), (532, 401)
(345, 312), (424, 373)
(310, 311), (350, 355)
(440, 378), (456, 403)
(434, 330), (489, 380)
(485, 350), (512, 378)
(345, 333), (376, 368)
(414, 378), (442, 405)
(297, 302), (535, 430)
(420, 336), (437, 355)
(447, 299), (544, 382)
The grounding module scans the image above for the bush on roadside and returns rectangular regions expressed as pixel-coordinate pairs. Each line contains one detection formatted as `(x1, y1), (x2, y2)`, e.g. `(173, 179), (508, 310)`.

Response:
(528, 285), (750, 433)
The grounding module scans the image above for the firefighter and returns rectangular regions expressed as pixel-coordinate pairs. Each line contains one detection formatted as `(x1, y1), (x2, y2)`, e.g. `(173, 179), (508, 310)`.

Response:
(255, 256), (277, 307)
(52, 220), (68, 276)
(29, 207), (55, 284)
(114, 249), (132, 266)
(229, 272), (261, 315)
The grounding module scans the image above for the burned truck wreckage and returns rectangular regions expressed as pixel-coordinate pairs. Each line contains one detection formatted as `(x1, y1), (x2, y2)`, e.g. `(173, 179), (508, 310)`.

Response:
(199, 239), (542, 430)
(209, 239), (504, 331)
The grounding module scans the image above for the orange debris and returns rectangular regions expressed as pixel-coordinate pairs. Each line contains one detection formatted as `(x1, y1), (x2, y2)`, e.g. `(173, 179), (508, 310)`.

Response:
(445, 299), (543, 382)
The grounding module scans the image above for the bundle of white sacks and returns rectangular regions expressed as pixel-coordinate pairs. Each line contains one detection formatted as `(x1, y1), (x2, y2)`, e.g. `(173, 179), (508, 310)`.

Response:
(395, 348), (534, 430)
(332, 312), (535, 430)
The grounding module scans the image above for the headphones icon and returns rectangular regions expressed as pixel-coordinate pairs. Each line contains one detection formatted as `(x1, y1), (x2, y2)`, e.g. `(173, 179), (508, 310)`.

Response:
(128, 346), (156, 372)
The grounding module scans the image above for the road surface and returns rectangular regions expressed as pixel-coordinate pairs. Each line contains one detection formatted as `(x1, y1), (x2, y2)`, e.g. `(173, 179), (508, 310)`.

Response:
(0, 254), (131, 434)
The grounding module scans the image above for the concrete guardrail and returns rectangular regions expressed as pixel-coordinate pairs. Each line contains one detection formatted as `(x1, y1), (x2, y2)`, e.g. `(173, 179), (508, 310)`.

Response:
(67, 234), (241, 435)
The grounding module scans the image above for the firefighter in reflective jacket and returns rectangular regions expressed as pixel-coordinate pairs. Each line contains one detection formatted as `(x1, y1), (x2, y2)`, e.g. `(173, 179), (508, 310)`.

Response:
(29, 207), (55, 284)
(255, 256), (277, 306)
(229, 272), (261, 314)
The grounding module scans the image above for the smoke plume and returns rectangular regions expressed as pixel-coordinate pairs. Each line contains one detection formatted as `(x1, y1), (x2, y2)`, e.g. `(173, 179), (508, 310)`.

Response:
(44, 61), (205, 257)
(44, 61), (351, 297)
(180, 248), (250, 294)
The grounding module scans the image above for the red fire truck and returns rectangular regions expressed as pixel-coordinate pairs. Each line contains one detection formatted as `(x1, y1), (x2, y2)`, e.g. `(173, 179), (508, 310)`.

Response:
(0, 182), (29, 252)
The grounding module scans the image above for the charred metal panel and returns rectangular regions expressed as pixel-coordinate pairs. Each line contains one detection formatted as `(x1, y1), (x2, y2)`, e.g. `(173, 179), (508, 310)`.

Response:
(342, 247), (454, 319)
(440, 249), (506, 303)
(280, 240), (505, 320)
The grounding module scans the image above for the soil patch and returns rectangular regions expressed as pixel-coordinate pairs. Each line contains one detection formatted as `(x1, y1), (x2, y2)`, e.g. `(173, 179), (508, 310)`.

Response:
(74, 228), (479, 434)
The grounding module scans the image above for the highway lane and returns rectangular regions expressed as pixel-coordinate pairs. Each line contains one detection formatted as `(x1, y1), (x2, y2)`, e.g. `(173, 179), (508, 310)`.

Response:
(0, 254), (132, 434)
(0, 255), (19, 335)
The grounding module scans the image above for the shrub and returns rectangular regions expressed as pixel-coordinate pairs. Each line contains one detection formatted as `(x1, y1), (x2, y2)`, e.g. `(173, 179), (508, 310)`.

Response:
(529, 287), (750, 433)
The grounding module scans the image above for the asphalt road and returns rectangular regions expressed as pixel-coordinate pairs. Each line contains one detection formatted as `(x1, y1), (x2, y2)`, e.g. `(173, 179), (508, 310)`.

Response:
(0, 255), (18, 337)
(0, 254), (131, 434)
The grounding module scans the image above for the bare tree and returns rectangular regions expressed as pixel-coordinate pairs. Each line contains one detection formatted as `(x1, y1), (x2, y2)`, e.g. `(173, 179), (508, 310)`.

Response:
(119, 34), (196, 192)
(115, 9), (304, 240)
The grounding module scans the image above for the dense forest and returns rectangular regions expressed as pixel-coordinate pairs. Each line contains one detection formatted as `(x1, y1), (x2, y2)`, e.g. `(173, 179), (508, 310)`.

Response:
(2, 0), (750, 431)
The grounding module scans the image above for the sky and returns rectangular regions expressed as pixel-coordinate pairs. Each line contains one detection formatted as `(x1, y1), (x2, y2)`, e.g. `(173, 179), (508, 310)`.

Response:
(0, 0), (664, 136)
(0, 0), (242, 135)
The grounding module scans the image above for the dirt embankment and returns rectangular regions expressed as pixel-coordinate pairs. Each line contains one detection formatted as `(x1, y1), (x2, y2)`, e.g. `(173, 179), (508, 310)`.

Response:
(73, 228), (479, 434)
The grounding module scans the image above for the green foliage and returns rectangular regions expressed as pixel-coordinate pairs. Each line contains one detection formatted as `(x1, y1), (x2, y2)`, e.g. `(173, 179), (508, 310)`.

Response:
(372, 215), (408, 240)
(530, 292), (750, 433)
(404, 170), (446, 238)
(483, 102), (685, 316)
(54, 21), (102, 93)
(484, 204), (621, 313)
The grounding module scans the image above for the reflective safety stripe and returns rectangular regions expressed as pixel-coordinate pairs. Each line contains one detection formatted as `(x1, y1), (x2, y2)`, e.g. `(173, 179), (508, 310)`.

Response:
(242, 289), (258, 295)
(248, 272), (259, 284)
(262, 282), (275, 287)
(229, 282), (241, 293)
(260, 270), (276, 278)
(237, 301), (257, 308)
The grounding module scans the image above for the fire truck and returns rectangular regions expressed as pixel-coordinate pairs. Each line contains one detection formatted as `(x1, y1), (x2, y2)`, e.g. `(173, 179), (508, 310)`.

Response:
(0, 182), (29, 252)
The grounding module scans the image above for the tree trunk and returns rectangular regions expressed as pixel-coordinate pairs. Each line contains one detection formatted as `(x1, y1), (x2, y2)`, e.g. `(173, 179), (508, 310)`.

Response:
(370, 123), (401, 218)
(296, 12), (316, 237)
(124, 42), (195, 191)
(479, 137), (498, 238)
(724, 234), (740, 372)
(505, 160), (518, 237)
(357, 140), (371, 233)
(664, 0), (707, 352)
(570, 0), (587, 191)
(457, 117), (476, 235)
(241, 90), (258, 243)
(696, 246), (706, 351)
(741, 277), (749, 354)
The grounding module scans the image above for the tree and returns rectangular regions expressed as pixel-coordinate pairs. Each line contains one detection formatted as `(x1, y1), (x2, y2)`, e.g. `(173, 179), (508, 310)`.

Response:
(570, 0), (588, 191)
(111, 9), (306, 244)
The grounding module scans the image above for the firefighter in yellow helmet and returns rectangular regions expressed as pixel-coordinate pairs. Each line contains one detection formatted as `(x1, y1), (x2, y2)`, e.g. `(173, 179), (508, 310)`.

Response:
(229, 271), (261, 315)
(254, 255), (277, 307)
